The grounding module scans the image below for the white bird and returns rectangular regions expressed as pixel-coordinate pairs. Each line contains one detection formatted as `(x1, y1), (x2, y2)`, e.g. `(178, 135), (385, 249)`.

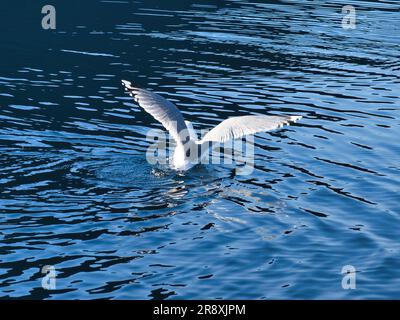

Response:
(122, 80), (302, 171)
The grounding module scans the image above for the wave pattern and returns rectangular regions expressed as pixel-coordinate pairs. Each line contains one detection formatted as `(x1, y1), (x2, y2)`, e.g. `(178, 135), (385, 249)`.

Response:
(0, 0), (399, 299)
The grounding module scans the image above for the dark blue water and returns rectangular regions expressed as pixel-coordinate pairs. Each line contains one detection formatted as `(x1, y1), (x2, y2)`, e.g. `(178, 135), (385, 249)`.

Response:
(0, 0), (399, 299)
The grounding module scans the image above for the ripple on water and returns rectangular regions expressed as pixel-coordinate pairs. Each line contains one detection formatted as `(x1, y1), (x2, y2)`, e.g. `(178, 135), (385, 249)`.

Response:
(0, 0), (399, 299)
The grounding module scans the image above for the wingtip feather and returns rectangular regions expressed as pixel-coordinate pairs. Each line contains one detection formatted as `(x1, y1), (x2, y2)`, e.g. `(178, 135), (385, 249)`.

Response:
(289, 115), (302, 123)
(121, 80), (132, 88)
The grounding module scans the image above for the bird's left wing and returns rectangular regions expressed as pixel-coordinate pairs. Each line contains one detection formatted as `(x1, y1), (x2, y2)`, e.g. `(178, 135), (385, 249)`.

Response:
(122, 80), (189, 145)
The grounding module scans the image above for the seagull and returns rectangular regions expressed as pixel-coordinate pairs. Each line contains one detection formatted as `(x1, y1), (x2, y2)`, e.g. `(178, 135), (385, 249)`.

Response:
(122, 80), (302, 171)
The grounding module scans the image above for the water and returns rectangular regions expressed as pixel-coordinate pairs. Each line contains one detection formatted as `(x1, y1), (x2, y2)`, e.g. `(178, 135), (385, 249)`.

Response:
(0, 0), (399, 299)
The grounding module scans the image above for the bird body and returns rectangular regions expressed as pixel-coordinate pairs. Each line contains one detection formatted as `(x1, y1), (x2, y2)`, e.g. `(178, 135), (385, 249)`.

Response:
(172, 138), (196, 171)
(121, 80), (302, 171)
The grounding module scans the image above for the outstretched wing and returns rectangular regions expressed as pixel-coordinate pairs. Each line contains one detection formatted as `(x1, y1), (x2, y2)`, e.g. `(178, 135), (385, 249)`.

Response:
(200, 115), (302, 144)
(121, 80), (189, 145)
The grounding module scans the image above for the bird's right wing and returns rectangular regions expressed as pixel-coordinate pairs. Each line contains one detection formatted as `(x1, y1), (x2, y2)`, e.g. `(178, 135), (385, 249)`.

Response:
(122, 80), (189, 145)
(200, 115), (302, 144)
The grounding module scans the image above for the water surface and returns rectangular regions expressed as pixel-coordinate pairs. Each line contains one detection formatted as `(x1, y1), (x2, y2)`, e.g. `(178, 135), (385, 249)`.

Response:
(0, 0), (399, 299)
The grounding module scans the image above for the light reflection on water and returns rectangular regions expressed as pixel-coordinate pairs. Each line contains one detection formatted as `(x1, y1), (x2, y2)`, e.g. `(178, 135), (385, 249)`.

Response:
(0, 0), (399, 299)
